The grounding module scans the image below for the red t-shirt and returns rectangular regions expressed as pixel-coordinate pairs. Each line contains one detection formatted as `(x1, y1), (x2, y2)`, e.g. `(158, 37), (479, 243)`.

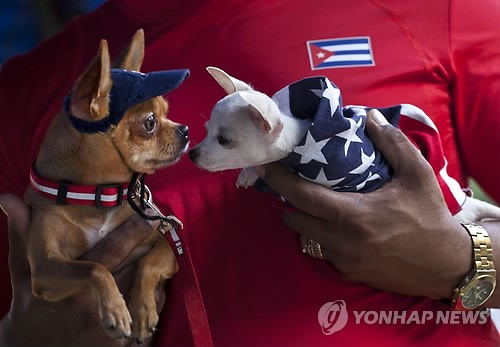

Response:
(1, 0), (500, 346)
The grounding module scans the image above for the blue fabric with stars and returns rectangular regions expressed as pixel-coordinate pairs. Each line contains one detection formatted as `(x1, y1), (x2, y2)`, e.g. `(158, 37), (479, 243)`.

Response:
(274, 76), (403, 193)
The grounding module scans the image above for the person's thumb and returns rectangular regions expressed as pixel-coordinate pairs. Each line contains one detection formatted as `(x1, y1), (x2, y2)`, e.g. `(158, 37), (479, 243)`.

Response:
(0, 193), (31, 283)
(365, 109), (433, 180)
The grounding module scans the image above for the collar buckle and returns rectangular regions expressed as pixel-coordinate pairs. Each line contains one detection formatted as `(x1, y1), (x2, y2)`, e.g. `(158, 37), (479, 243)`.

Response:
(95, 183), (124, 208)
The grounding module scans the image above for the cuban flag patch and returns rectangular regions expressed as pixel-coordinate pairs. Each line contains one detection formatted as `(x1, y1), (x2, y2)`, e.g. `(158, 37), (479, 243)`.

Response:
(306, 37), (375, 70)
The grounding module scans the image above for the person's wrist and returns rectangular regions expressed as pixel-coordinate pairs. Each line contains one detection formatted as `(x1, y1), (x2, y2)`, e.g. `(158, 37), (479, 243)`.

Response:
(432, 218), (473, 300)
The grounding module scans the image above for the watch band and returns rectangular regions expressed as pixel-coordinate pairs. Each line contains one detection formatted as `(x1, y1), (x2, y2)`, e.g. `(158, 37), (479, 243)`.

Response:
(451, 223), (496, 310)
(462, 223), (495, 271)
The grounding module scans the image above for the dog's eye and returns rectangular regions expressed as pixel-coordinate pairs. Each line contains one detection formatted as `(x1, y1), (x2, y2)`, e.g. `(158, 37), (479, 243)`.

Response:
(143, 113), (157, 133)
(217, 135), (231, 145)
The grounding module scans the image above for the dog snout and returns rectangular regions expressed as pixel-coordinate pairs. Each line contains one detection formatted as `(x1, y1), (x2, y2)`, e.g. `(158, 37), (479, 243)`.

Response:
(176, 125), (189, 141)
(189, 147), (199, 162)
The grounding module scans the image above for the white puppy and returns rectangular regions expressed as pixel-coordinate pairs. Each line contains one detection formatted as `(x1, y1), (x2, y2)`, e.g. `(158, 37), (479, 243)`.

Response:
(189, 67), (500, 226)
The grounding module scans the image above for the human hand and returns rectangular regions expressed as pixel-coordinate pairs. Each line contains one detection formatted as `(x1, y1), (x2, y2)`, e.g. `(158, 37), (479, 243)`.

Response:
(0, 194), (165, 347)
(257, 111), (472, 300)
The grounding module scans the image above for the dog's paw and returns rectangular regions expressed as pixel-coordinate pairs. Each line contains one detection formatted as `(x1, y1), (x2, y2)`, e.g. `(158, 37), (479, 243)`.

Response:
(128, 294), (159, 344)
(236, 167), (259, 188)
(100, 294), (132, 339)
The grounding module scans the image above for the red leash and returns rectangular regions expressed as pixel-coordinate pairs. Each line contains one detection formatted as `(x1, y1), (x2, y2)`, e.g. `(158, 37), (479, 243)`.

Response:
(127, 176), (214, 347)
(163, 226), (214, 347)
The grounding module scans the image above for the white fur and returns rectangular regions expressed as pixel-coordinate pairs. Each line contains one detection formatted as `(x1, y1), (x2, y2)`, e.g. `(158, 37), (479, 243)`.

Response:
(191, 67), (309, 176)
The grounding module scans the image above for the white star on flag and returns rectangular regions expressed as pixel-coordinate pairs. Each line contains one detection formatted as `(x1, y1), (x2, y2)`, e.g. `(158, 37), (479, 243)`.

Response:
(310, 79), (340, 116)
(335, 117), (363, 156)
(355, 171), (382, 191)
(323, 79), (340, 116)
(293, 131), (329, 165)
(299, 168), (345, 187)
(349, 148), (375, 174)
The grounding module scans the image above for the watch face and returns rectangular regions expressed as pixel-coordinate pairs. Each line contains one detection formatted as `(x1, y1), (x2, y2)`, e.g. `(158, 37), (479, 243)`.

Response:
(462, 277), (496, 309)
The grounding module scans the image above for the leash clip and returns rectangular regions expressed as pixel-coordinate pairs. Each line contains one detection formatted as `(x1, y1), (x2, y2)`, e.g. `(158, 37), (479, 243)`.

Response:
(159, 215), (184, 233)
(128, 175), (185, 255)
(131, 180), (184, 231)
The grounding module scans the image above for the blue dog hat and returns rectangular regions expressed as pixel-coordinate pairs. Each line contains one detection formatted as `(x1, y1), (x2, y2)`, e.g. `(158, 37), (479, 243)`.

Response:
(65, 68), (190, 133)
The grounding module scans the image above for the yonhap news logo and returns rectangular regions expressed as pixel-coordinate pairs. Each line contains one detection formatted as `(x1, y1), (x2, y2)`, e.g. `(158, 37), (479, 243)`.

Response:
(318, 300), (349, 335)
(317, 300), (489, 335)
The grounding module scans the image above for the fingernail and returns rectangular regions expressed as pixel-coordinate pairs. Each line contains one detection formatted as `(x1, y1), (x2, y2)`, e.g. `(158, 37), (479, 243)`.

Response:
(255, 165), (266, 177)
(370, 110), (389, 126)
(0, 203), (7, 217)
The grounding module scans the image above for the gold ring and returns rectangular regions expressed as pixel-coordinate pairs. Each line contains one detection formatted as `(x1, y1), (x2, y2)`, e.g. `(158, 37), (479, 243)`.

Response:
(301, 238), (324, 259)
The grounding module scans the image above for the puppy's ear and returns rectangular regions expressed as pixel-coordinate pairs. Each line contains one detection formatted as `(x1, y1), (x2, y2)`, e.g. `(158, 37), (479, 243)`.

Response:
(248, 104), (273, 133)
(113, 29), (145, 71)
(206, 66), (253, 94)
(240, 93), (283, 137)
(71, 39), (112, 121)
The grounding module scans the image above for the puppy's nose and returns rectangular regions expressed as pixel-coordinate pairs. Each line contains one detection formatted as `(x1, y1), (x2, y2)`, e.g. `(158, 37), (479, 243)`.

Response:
(176, 125), (189, 139)
(189, 147), (199, 162)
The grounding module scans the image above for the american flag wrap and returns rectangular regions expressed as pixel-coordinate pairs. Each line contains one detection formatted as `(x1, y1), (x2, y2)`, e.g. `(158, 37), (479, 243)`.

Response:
(269, 76), (466, 215)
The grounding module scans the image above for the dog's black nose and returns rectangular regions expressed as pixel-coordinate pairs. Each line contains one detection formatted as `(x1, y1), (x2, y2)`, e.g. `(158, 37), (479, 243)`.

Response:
(176, 125), (189, 139)
(189, 147), (199, 162)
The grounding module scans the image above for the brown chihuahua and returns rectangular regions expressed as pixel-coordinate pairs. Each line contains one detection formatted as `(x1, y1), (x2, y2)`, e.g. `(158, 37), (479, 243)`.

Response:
(24, 29), (189, 342)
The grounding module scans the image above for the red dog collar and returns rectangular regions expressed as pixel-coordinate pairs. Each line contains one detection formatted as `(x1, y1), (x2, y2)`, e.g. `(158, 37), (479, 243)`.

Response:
(30, 167), (128, 207)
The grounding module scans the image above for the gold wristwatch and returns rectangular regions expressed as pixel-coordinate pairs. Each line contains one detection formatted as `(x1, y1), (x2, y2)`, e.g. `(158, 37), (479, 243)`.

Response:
(451, 223), (496, 310)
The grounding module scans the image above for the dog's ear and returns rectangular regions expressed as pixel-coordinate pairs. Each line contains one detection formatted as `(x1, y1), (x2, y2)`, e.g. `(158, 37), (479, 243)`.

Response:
(206, 66), (253, 94)
(114, 29), (145, 71)
(240, 93), (283, 137)
(248, 104), (273, 133)
(70, 39), (112, 121)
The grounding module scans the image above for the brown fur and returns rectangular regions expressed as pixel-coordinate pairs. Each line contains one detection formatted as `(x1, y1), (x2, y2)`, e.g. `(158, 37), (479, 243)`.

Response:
(24, 29), (185, 341)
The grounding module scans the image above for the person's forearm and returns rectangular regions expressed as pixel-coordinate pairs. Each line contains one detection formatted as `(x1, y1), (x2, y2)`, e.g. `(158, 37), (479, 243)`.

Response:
(481, 220), (500, 307)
